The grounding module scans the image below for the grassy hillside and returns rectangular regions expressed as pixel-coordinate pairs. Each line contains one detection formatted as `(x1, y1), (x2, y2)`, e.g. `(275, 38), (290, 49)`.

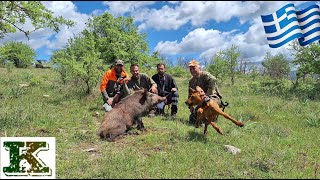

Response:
(0, 67), (319, 178)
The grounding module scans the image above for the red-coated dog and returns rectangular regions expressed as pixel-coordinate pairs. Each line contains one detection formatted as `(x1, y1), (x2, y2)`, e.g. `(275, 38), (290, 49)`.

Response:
(185, 86), (244, 135)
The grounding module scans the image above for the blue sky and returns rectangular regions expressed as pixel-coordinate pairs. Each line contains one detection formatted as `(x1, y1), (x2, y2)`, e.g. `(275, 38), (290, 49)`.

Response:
(1, 1), (318, 67)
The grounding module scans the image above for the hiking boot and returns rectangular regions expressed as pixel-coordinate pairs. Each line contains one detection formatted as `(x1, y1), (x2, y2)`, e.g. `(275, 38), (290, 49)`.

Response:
(156, 108), (165, 116)
(171, 112), (177, 119)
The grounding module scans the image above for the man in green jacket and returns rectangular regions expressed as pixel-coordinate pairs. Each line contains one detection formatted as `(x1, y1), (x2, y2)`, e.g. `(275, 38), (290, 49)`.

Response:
(187, 59), (223, 125)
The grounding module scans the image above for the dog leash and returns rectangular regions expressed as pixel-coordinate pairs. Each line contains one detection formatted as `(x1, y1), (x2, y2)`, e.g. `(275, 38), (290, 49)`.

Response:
(221, 100), (229, 112)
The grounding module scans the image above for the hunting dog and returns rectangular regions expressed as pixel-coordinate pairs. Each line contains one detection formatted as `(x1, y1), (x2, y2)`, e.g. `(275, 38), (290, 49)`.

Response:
(185, 86), (244, 135)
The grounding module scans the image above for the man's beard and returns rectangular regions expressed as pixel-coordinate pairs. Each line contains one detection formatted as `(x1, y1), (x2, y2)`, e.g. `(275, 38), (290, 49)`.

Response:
(158, 72), (165, 76)
(115, 67), (122, 74)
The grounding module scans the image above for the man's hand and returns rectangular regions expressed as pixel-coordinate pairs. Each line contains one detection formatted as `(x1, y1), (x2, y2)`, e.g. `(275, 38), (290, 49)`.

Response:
(107, 98), (113, 106)
(123, 77), (131, 83)
(149, 86), (157, 94)
(171, 88), (177, 92)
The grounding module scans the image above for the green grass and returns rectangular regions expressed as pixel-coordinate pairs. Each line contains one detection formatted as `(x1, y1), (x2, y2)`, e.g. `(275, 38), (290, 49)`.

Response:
(0, 68), (319, 178)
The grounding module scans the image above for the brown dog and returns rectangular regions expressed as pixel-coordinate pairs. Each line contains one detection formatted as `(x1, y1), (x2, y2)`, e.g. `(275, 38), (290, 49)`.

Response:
(185, 86), (244, 135)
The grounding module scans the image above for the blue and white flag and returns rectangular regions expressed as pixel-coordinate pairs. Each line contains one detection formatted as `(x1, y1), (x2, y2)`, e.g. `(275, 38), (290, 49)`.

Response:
(296, 4), (320, 46)
(261, 3), (320, 48)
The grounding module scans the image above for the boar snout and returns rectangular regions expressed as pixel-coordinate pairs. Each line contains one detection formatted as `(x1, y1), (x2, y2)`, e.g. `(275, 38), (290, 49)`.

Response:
(159, 96), (166, 102)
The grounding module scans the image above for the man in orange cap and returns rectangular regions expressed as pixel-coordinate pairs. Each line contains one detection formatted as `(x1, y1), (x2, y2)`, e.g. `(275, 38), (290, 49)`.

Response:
(187, 59), (223, 125)
(100, 59), (129, 111)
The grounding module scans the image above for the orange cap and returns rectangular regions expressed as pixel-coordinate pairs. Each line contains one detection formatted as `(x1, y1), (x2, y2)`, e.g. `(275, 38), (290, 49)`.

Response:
(188, 59), (200, 67)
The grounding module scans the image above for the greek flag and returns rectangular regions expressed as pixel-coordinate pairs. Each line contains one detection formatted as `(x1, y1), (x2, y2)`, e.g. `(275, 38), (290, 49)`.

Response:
(261, 3), (320, 48)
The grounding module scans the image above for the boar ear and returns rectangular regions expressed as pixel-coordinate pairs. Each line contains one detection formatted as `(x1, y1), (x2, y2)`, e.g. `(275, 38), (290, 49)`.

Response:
(189, 87), (195, 92)
(139, 88), (148, 105)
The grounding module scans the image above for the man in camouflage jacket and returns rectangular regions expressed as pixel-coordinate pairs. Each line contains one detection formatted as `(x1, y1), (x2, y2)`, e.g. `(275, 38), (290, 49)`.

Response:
(188, 59), (223, 125)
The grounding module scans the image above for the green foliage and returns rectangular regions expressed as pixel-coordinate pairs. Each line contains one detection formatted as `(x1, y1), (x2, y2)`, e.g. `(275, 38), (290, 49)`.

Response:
(206, 45), (240, 85)
(306, 112), (320, 128)
(30, 76), (42, 86)
(289, 40), (320, 77)
(166, 66), (190, 78)
(0, 1), (74, 39)
(5, 61), (15, 73)
(290, 80), (320, 100)
(51, 32), (103, 95)
(206, 52), (229, 82)
(87, 12), (149, 65)
(248, 78), (292, 97)
(0, 41), (36, 68)
(9, 86), (26, 98)
(262, 52), (290, 79)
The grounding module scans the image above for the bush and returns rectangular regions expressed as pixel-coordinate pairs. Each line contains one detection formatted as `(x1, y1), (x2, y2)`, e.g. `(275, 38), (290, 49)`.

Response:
(290, 82), (320, 100)
(248, 78), (292, 97)
(166, 66), (189, 78)
(30, 77), (42, 86)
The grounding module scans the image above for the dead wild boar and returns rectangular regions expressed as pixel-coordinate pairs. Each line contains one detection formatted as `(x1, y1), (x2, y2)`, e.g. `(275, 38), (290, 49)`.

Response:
(97, 89), (166, 141)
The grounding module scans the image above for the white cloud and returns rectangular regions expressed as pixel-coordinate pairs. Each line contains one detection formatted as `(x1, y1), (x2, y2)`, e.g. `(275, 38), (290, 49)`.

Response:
(154, 28), (227, 55)
(103, 1), (156, 16)
(42, 1), (90, 51)
(0, 1), (90, 58)
(103, 1), (309, 32)
(136, 5), (190, 31)
(155, 17), (296, 65)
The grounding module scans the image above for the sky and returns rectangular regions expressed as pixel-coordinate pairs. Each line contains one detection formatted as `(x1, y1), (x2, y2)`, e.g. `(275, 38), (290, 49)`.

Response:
(0, 1), (319, 68)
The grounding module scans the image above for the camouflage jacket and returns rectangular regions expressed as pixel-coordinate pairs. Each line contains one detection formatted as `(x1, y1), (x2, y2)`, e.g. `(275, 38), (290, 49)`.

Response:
(188, 71), (222, 100)
(127, 73), (156, 93)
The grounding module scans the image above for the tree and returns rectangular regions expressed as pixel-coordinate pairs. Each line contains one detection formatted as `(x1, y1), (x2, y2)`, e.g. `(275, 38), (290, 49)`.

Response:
(0, 41), (36, 68)
(87, 13), (148, 65)
(51, 31), (103, 95)
(0, 1), (74, 39)
(51, 12), (151, 95)
(208, 45), (240, 85)
(224, 44), (240, 85)
(206, 51), (229, 82)
(289, 40), (320, 80)
(238, 57), (249, 74)
(261, 52), (290, 79)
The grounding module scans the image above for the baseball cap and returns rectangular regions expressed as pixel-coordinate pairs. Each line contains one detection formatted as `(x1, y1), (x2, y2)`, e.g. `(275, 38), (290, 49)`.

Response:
(115, 59), (124, 66)
(188, 59), (200, 67)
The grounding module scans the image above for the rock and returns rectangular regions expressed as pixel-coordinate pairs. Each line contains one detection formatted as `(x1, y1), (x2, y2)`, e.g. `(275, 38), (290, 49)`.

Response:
(81, 130), (88, 134)
(83, 148), (97, 152)
(93, 112), (100, 117)
(224, 145), (241, 154)
(19, 84), (29, 88)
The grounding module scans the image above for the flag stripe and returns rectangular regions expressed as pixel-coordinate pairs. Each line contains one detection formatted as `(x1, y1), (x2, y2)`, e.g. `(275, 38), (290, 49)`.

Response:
(269, 33), (303, 48)
(296, 4), (320, 45)
(301, 26), (320, 41)
(296, 4), (319, 16)
(298, 11), (320, 23)
(267, 29), (303, 45)
(267, 25), (301, 40)
(300, 18), (320, 31)
(299, 34), (320, 46)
